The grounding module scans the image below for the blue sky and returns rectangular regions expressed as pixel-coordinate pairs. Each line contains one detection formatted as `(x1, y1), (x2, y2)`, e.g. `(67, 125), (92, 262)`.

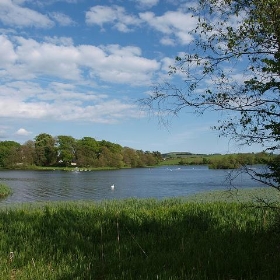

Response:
(0, 0), (263, 154)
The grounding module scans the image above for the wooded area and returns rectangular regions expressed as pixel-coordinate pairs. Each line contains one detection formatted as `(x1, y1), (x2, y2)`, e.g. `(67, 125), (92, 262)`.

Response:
(162, 152), (273, 169)
(0, 133), (273, 170)
(0, 133), (162, 169)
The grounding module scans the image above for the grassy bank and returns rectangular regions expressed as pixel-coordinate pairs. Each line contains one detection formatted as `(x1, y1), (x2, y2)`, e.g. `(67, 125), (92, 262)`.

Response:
(0, 165), (120, 172)
(160, 152), (271, 169)
(0, 183), (12, 199)
(1, 196), (280, 279)
(186, 187), (280, 204)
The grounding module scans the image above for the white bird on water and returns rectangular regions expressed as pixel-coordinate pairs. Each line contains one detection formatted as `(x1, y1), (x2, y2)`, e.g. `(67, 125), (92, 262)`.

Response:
(111, 184), (115, 190)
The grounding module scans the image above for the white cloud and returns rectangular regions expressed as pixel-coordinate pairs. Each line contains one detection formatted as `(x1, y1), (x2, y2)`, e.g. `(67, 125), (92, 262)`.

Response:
(1, 35), (159, 85)
(0, 35), (17, 66)
(176, 31), (194, 45)
(0, 70), (145, 124)
(0, 89), (140, 124)
(49, 12), (75, 26)
(85, 5), (196, 45)
(93, 46), (159, 85)
(14, 37), (81, 80)
(135, 0), (159, 9)
(0, 0), (54, 28)
(13, 0), (81, 8)
(160, 56), (175, 73)
(16, 128), (31, 136)
(102, 44), (142, 57)
(44, 36), (74, 46)
(160, 37), (175, 46)
(85, 5), (141, 32)
(0, 5), (163, 126)
(139, 10), (197, 45)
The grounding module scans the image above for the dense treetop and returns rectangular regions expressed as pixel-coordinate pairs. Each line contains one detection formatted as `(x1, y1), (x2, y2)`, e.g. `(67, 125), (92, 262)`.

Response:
(0, 133), (162, 169)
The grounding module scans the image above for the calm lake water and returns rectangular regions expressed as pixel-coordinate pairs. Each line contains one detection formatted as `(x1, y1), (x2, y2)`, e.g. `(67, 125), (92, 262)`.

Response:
(0, 165), (265, 204)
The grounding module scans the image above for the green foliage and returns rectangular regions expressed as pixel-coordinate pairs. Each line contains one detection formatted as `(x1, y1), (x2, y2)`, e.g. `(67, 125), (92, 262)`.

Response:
(20, 140), (35, 167)
(0, 134), (162, 170)
(161, 152), (271, 169)
(76, 137), (100, 167)
(34, 134), (57, 166)
(141, 0), (280, 187)
(0, 183), (12, 198)
(0, 141), (21, 168)
(260, 155), (280, 188)
(208, 153), (262, 169)
(1, 136), (271, 171)
(0, 199), (279, 279)
(56, 135), (77, 167)
(187, 187), (280, 204)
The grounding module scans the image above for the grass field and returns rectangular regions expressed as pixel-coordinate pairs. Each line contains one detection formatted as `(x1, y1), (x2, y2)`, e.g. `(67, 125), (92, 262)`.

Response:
(186, 187), (280, 204)
(1, 188), (280, 279)
(160, 152), (271, 169)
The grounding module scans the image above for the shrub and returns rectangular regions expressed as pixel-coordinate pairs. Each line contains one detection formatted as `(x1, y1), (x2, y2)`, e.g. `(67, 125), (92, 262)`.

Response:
(0, 183), (12, 198)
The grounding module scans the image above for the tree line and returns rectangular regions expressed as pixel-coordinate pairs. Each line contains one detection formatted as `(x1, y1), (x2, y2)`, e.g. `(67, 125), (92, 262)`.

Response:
(0, 133), (162, 169)
(204, 153), (271, 170)
(170, 152), (271, 169)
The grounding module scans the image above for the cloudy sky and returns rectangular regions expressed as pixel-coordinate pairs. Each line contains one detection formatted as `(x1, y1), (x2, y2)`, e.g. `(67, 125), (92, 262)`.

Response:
(0, 0), (262, 154)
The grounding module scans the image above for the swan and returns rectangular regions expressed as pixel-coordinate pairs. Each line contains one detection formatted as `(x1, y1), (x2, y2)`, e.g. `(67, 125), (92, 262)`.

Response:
(111, 184), (115, 190)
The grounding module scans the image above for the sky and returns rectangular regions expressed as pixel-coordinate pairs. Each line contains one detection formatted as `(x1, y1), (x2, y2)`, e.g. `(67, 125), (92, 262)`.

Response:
(0, 0), (264, 154)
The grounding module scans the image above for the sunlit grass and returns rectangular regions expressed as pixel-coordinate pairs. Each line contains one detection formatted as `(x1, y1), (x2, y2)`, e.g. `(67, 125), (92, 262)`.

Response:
(186, 187), (280, 204)
(1, 195), (280, 279)
(0, 183), (12, 199)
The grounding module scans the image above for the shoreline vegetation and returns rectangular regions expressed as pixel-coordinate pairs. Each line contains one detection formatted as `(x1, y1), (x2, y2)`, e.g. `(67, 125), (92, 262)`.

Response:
(1, 188), (280, 279)
(0, 135), (275, 171)
(0, 151), (273, 172)
(161, 152), (273, 169)
(0, 183), (12, 199)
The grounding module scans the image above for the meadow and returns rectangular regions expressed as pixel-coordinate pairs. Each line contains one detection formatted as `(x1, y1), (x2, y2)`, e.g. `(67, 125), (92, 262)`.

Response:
(161, 152), (271, 169)
(0, 188), (280, 279)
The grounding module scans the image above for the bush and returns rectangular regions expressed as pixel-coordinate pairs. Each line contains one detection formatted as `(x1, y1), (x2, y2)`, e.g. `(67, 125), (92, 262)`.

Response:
(0, 183), (12, 198)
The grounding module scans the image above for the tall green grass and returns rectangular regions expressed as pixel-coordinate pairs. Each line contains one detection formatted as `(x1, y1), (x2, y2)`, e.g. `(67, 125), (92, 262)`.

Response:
(0, 198), (279, 279)
(186, 187), (280, 204)
(0, 184), (12, 199)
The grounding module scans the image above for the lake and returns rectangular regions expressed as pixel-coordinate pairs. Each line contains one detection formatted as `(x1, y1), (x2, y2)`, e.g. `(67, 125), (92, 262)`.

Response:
(0, 165), (265, 204)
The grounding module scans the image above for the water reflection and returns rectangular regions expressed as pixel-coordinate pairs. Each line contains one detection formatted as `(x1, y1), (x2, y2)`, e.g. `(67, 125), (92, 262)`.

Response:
(0, 166), (265, 204)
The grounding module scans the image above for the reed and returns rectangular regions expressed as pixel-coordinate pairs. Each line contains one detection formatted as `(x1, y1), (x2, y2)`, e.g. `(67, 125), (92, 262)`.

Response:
(0, 183), (12, 198)
(186, 187), (280, 204)
(0, 196), (280, 279)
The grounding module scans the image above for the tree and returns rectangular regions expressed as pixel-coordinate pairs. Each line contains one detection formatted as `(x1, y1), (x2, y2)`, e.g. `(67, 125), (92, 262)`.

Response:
(76, 137), (100, 167)
(97, 140), (123, 168)
(0, 141), (21, 168)
(56, 135), (77, 166)
(34, 133), (57, 166)
(20, 140), (36, 166)
(122, 147), (138, 168)
(98, 146), (123, 168)
(141, 0), (280, 188)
